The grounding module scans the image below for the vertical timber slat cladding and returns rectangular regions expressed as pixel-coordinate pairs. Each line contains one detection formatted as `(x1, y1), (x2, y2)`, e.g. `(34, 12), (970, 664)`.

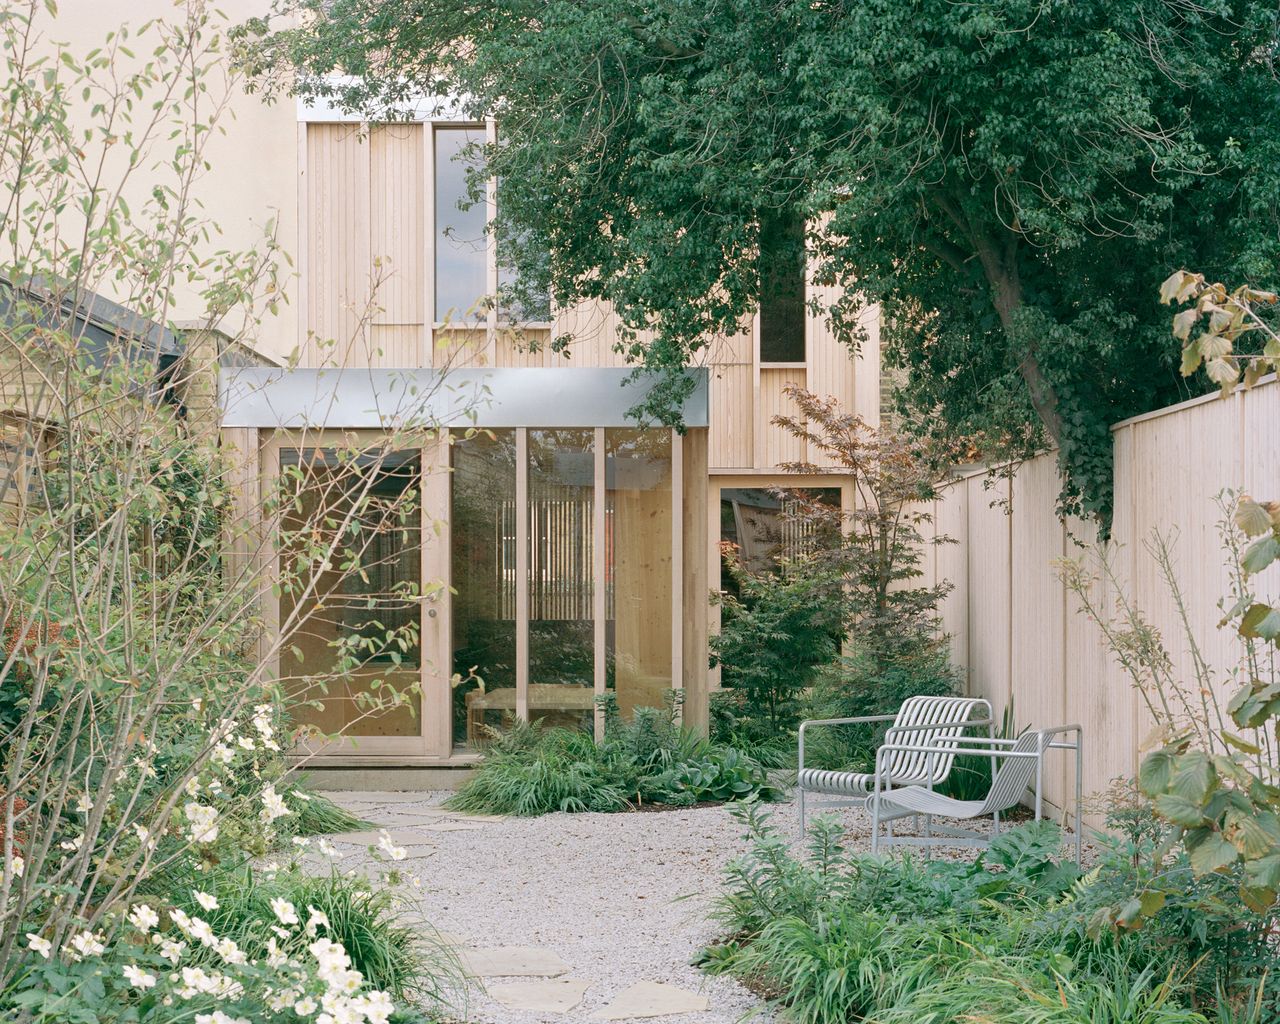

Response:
(931, 379), (1280, 826)
(807, 280), (857, 418)
(757, 367), (806, 468)
(301, 123), (884, 455)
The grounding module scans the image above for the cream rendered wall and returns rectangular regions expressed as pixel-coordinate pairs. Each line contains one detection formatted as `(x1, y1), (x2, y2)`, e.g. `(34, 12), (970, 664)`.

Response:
(45, 1), (300, 364)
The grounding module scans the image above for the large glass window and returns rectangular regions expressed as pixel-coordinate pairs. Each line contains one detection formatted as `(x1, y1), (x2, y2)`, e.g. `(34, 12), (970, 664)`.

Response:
(279, 448), (423, 738)
(605, 429), (673, 717)
(434, 127), (487, 324)
(527, 430), (595, 732)
(451, 429), (517, 745)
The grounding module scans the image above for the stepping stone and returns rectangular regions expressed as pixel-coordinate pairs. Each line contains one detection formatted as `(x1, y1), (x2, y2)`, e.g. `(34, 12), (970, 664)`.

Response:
(590, 982), (710, 1020)
(416, 820), (486, 833)
(487, 979), (591, 1013)
(327, 829), (430, 846)
(459, 946), (571, 978)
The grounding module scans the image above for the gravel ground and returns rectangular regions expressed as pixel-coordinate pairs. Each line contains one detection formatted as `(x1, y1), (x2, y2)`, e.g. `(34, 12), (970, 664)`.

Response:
(318, 789), (1096, 1024)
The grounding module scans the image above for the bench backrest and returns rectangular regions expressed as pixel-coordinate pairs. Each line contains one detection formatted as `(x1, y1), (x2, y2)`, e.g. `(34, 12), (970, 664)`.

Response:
(885, 695), (990, 785)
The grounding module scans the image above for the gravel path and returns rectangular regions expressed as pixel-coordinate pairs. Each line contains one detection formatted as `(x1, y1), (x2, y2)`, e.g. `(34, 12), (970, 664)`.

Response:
(315, 789), (1095, 1024)
(320, 790), (784, 1024)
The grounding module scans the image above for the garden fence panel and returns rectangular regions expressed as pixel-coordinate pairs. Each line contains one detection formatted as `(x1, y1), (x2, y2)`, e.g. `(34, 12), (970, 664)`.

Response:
(933, 378), (1279, 826)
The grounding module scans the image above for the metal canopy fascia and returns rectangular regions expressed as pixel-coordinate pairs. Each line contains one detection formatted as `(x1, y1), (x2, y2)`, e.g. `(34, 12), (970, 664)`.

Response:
(218, 366), (709, 430)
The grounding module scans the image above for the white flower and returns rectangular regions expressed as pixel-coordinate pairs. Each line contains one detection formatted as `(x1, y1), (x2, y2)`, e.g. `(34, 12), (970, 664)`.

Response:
(133, 823), (152, 847)
(291, 836), (310, 847)
(305, 906), (331, 937)
(195, 1013), (250, 1024)
(214, 937), (246, 965)
(122, 964), (157, 990)
(261, 785), (291, 825)
(170, 908), (193, 933)
(188, 916), (216, 947)
(193, 890), (218, 912)
(59, 835), (84, 852)
(377, 830), (406, 861)
(184, 802), (219, 844)
(158, 937), (186, 963)
(294, 996), (318, 1015)
(355, 991), (395, 1024)
(291, 789), (312, 802)
(211, 743), (234, 766)
(75, 793), (93, 813)
(206, 779), (223, 795)
(25, 933), (51, 959)
(65, 930), (105, 960)
(237, 736), (255, 751)
(265, 936), (287, 967)
(270, 897), (299, 926)
(128, 903), (159, 932)
(318, 838), (342, 860)
(184, 777), (201, 797)
(10, 854), (23, 878)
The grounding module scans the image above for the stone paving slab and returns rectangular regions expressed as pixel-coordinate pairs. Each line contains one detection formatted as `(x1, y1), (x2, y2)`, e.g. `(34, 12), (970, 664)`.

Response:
(460, 946), (573, 978)
(590, 982), (710, 1020)
(487, 979), (592, 1013)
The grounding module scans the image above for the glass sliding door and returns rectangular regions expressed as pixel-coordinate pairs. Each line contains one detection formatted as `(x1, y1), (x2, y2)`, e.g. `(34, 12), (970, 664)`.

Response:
(451, 428), (518, 746)
(605, 429), (674, 717)
(527, 429), (595, 733)
(275, 440), (440, 755)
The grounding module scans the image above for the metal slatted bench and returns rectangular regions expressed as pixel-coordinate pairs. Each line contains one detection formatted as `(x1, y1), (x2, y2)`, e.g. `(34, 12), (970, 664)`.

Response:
(796, 695), (993, 835)
(869, 724), (1083, 863)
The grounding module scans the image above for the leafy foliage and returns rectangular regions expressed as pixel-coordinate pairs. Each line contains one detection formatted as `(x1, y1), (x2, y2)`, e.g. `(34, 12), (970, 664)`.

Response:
(447, 694), (775, 815)
(704, 804), (1268, 1023)
(236, 0), (1280, 526)
(710, 549), (841, 740)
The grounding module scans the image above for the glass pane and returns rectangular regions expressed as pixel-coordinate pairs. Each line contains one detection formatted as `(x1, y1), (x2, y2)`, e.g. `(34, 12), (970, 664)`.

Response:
(279, 448), (423, 739)
(451, 429), (517, 746)
(605, 429), (672, 717)
(720, 486), (841, 576)
(497, 239), (551, 323)
(528, 429), (595, 732)
(759, 213), (806, 362)
(435, 127), (487, 324)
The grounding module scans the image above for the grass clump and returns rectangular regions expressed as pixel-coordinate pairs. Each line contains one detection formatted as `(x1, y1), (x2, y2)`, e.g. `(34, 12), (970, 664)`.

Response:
(165, 865), (460, 1006)
(447, 691), (775, 816)
(701, 804), (1272, 1024)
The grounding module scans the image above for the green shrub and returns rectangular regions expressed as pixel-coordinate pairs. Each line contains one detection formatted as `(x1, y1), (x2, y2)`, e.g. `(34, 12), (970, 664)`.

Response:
(799, 645), (961, 771)
(700, 807), (1239, 1024)
(447, 692), (775, 815)
(281, 786), (373, 837)
(711, 550), (842, 739)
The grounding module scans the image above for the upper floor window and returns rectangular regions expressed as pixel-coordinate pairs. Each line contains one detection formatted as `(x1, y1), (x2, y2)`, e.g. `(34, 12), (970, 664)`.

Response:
(758, 213), (806, 364)
(434, 126), (488, 325)
(434, 125), (552, 327)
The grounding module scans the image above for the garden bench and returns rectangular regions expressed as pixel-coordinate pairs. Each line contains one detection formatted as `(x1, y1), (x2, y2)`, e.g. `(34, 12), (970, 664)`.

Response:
(869, 723), (1083, 863)
(796, 695), (992, 835)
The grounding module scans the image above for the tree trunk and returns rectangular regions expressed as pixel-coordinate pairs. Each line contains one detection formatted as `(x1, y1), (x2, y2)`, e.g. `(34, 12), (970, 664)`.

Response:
(974, 241), (1066, 447)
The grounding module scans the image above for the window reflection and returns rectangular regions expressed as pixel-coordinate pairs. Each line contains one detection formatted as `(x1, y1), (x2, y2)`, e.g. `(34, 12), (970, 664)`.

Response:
(434, 127), (487, 324)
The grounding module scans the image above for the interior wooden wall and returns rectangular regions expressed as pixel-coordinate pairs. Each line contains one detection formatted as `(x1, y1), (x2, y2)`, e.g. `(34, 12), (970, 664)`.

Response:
(921, 379), (1280, 824)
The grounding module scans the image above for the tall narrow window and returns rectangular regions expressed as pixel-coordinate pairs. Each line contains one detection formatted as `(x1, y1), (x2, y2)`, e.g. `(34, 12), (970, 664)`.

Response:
(527, 429), (595, 731)
(434, 127), (487, 324)
(758, 213), (807, 363)
(451, 429), (518, 747)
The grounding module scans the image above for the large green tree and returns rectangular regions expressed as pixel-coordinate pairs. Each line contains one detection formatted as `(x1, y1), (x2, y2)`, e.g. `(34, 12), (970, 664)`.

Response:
(237, 0), (1280, 526)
